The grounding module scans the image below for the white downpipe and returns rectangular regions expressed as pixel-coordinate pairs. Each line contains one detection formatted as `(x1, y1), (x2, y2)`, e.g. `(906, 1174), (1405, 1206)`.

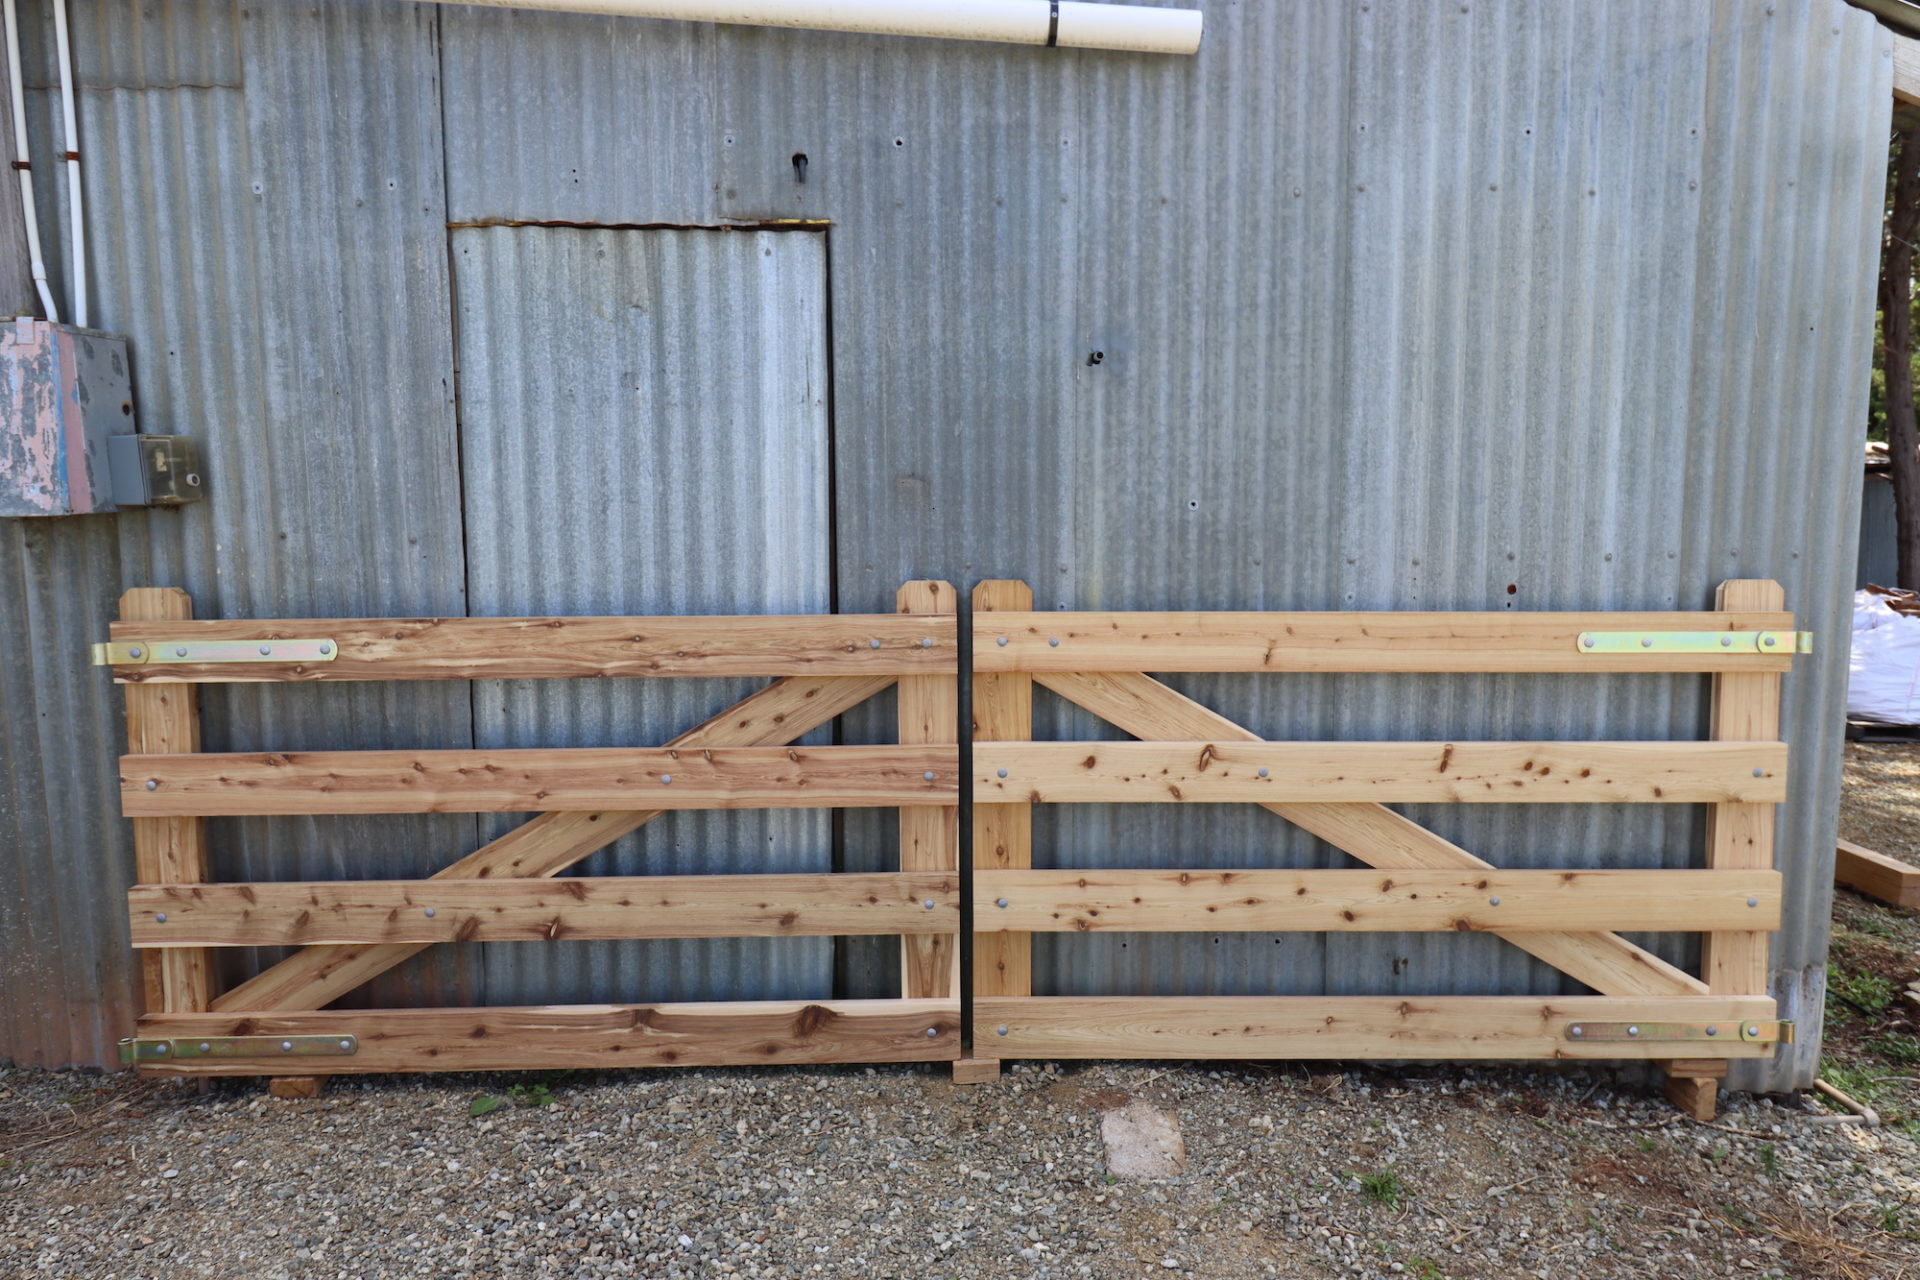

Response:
(410, 0), (1203, 55)
(2, 0), (58, 321)
(50, 0), (82, 327)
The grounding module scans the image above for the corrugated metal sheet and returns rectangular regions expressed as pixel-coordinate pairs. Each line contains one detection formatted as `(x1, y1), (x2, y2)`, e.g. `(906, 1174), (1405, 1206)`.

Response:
(1858, 471), (1894, 588)
(451, 224), (833, 1003)
(0, 0), (1889, 1091)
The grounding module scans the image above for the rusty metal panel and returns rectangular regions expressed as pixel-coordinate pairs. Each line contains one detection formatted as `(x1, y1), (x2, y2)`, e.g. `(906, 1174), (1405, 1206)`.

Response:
(0, 321), (131, 516)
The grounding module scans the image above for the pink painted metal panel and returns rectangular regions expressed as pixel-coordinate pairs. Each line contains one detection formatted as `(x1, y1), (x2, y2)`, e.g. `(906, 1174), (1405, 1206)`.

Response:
(0, 318), (132, 516)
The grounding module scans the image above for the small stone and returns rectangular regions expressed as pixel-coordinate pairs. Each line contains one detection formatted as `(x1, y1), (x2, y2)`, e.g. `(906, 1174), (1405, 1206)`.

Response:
(1101, 1104), (1187, 1181)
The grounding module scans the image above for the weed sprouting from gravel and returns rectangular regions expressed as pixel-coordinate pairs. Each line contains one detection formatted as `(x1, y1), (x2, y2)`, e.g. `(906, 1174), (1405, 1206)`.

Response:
(1357, 1168), (1403, 1209)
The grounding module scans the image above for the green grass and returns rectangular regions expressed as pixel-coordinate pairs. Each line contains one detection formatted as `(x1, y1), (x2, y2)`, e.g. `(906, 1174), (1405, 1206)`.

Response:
(1356, 1169), (1404, 1210)
(1826, 962), (1898, 1014)
(1864, 1031), (1920, 1065)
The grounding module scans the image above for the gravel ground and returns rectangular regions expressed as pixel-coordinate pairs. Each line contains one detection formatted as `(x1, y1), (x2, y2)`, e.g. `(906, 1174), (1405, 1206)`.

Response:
(2, 1059), (1916, 1280)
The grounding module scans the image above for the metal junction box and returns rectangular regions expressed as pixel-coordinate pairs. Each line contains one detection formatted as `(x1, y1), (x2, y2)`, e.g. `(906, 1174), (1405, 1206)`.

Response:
(0, 318), (134, 516)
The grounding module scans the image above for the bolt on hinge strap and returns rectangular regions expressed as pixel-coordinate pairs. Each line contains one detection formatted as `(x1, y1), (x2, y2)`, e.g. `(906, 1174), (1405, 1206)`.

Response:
(1574, 631), (1811, 655)
(1563, 1021), (1793, 1044)
(90, 638), (338, 666)
(117, 1034), (358, 1063)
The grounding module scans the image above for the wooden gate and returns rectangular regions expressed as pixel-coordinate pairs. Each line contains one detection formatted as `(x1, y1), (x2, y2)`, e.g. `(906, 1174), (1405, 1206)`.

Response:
(102, 582), (962, 1076)
(101, 577), (1806, 1095)
(967, 579), (1802, 1092)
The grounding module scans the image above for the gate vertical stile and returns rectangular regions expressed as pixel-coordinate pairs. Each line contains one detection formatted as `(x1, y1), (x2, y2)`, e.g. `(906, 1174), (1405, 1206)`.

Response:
(959, 580), (1035, 1083)
(897, 581), (960, 1001)
(119, 588), (214, 1018)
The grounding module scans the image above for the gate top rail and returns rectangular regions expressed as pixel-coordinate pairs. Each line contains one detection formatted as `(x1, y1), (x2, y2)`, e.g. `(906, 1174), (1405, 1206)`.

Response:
(92, 611), (959, 682)
(973, 608), (1808, 674)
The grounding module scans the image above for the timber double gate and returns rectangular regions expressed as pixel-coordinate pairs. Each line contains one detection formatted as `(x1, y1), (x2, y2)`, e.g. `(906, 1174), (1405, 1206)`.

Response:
(100, 578), (1806, 1083)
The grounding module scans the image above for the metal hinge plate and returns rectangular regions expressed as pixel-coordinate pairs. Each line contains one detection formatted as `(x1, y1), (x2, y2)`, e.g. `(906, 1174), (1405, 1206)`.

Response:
(118, 1034), (357, 1064)
(1575, 631), (1811, 655)
(91, 638), (338, 666)
(1564, 1020), (1793, 1044)
(1575, 630), (1811, 655)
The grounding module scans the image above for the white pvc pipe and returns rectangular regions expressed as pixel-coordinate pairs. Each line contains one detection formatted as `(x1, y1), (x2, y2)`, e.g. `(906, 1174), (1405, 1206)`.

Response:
(413, 0), (1203, 55)
(2, 0), (58, 321)
(50, 0), (83, 327)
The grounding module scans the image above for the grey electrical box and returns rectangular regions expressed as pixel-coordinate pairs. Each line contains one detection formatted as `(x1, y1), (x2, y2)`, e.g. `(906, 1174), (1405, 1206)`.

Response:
(107, 433), (201, 507)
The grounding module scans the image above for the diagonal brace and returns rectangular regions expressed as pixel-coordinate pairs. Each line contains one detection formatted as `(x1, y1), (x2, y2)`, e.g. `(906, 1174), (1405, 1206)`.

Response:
(212, 674), (895, 1012)
(1037, 670), (1706, 998)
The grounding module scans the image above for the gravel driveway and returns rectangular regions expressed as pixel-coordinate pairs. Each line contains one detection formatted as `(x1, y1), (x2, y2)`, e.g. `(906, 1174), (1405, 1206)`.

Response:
(3, 1058), (1915, 1279)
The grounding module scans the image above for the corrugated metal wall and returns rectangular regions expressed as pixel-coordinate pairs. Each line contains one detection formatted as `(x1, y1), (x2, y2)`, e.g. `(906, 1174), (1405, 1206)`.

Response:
(1859, 471), (1895, 588)
(0, 0), (1889, 1092)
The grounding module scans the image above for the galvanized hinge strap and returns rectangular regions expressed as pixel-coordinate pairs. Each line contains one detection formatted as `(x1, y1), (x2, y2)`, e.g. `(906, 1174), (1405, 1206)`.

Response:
(1564, 1020), (1793, 1044)
(1575, 631), (1811, 655)
(91, 638), (338, 666)
(117, 1034), (357, 1063)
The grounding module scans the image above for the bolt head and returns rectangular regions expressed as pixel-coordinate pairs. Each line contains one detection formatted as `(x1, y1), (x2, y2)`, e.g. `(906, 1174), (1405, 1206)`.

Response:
(175, 647), (187, 657)
(996, 897), (1009, 908)
(1763, 635), (1776, 647)
(155, 912), (167, 923)
(280, 1041), (294, 1052)
(922, 899), (936, 910)
(145, 779), (158, 790)
(318, 643), (332, 655)
(1569, 1025), (1583, 1038)
(199, 1042), (211, 1053)
(339, 1039), (352, 1051)
(870, 638), (881, 649)
(997, 768), (1008, 779)
(921, 637), (932, 648)
(424, 907), (436, 918)
(1640, 637), (1653, 648)
(1488, 897), (1500, 906)
(1258, 768), (1270, 778)
(1626, 1026), (1640, 1037)
(661, 775), (673, 785)
(996, 1026), (1009, 1036)
(924, 1027), (939, 1038)
(1747, 1025), (1761, 1037)
(923, 770), (937, 782)
(1720, 635), (1733, 647)
(154, 1042), (169, 1054)
(1752, 768), (1764, 778)
(128, 647), (142, 659)
(1048, 637), (1060, 647)
(1705, 1025), (1718, 1036)
(1581, 635), (1595, 648)
(1747, 897), (1758, 908)
(259, 645), (272, 656)
(996, 636), (1008, 646)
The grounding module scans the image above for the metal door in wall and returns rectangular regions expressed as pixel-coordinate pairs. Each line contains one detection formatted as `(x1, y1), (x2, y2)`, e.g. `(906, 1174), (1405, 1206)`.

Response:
(449, 225), (832, 1005)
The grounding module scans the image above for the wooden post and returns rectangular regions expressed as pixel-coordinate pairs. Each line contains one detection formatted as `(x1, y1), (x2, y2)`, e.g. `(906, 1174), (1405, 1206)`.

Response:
(962, 580), (1034, 1082)
(1700, 579), (1784, 998)
(120, 588), (215, 1017)
(897, 581), (958, 1000)
(1667, 578), (1785, 1120)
